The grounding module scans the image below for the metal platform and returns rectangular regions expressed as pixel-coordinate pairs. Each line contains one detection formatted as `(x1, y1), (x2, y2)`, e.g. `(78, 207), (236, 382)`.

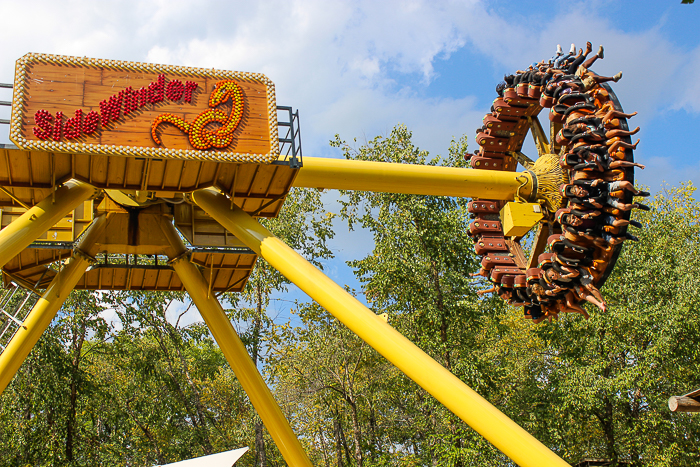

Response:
(0, 80), (302, 292)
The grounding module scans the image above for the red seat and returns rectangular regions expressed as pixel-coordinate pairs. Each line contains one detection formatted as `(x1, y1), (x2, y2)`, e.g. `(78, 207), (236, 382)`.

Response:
(470, 156), (516, 171)
(481, 254), (516, 270)
(476, 133), (517, 151)
(483, 114), (520, 133)
(528, 84), (542, 99)
(491, 266), (523, 283)
(539, 94), (555, 108)
(474, 236), (509, 255)
(469, 217), (503, 235)
(526, 268), (543, 281)
(493, 99), (529, 120)
(516, 82), (530, 97)
(467, 200), (500, 214)
(538, 252), (556, 266)
(504, 88), (518, 99)
(505, 94), (536, 107)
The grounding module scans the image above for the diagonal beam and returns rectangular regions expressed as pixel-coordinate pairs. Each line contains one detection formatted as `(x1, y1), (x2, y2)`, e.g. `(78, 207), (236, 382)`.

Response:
(0, 180), (97, 269)
(160, 220), (312, 467)
(0, 214), (107, 394)
(190, 187), (570, 467)
(528, 116), (550, 156)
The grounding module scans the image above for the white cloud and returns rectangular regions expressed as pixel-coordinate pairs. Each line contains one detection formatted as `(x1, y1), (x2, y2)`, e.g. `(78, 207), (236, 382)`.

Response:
(673, 44), (700, 113)
(1, 0), (697, 161)
(0, 0), (698, 312)
(635, 155), (700, 193)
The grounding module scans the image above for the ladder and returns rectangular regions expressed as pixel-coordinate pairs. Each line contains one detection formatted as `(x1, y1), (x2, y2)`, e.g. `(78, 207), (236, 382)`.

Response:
(0, 282), (40, 354)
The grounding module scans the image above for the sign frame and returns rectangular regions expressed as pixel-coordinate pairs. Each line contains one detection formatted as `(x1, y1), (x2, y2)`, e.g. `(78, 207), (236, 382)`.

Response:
(10, 53), (279, 164)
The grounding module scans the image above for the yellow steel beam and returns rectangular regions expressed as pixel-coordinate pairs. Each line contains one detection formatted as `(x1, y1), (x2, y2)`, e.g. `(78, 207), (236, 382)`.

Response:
(528, 116), (550, 156)
(161, 221), (313, 467)
(0, 180), (96, 269)
(0, 214), (107, 394)
(191, 187), (569, 467)
(290, 156), (534, 200)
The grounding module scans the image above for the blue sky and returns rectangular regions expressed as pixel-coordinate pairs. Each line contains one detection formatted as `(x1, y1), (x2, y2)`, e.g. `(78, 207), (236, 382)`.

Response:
(0, 0), (697, 327)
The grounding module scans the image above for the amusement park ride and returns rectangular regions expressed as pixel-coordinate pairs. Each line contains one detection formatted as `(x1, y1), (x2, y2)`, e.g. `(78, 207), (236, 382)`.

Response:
(0, 46), (649, 466)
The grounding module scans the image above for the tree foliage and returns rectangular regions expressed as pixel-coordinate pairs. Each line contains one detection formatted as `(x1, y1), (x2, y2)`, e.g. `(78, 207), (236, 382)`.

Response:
(0, 126), (698, 467)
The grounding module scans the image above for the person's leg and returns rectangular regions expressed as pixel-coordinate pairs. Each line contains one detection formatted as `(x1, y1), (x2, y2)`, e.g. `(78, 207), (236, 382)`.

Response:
(601, 109), (637, 126)
(607, 138), (640, 159)
(608, 160), (645, 170)
(605, 126), (640, 139)
(581, 44), (603, 69)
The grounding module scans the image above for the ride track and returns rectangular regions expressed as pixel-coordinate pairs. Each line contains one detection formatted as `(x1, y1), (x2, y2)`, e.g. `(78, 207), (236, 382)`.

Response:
(0, 46), (646, 466)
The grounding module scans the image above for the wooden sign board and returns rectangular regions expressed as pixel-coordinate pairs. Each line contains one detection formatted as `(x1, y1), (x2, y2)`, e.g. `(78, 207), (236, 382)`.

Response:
(9, 53), (279, 163)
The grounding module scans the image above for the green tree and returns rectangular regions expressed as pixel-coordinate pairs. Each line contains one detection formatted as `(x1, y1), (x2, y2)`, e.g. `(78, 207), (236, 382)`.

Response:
(0, 289), (111, 466)
(476, 183), (700, 466)
(225, 186), (335, 466)
(269, 124), (512, 466)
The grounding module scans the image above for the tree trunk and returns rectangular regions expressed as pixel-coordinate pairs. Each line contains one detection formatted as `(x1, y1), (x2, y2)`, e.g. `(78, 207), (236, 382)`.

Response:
(162, 315), (214, 453)
(595, 395), (617, 463)
(126, 398), (165, 465)
(318, 428), (330, 467)
(253, 283), (267, 466)
(255, 420), (267, 467)
(66, 319), (86, 461)
(344, 392), (363, 466)
(151, 308), (213, 454)
(333, 416), (345, 467)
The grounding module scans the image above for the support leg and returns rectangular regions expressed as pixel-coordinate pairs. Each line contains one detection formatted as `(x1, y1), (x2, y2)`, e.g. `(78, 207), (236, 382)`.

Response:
(0, 180), (96, 269)
(191, 188), (569, 467)
(0, 214), (107, 394)
(159, 221), (312, 467)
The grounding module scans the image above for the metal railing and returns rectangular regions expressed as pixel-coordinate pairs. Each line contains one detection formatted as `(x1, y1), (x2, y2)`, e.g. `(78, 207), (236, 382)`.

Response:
(277, 106), (303, 168)
(0, 83), (14, 149)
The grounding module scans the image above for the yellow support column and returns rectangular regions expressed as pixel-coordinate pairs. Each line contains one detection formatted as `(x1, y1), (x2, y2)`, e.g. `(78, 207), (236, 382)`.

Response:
(160, 221), (313, 467)
(191, 187), (569, 467)
(0, 180), (96, 268)
(0, 214), (107, 394)
(290, 156), (534, 200)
